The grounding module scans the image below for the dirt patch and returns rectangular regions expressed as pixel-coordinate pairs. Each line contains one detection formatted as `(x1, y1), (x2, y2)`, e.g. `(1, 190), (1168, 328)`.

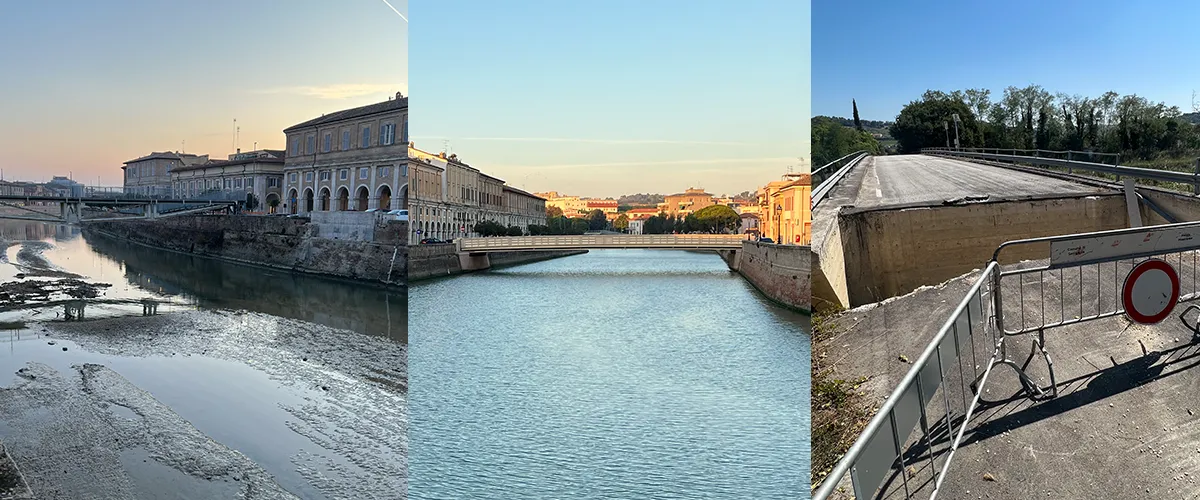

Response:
(810, 310), (874, 493)
(0, 442), (30, 499)
(0, 279), (111, 307)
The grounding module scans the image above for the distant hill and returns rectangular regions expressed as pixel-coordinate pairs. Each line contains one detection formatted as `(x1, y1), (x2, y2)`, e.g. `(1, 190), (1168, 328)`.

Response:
(617, 193), (664, 206)
(816, 115), (894, 139)
(1183, 112), (1200, 124)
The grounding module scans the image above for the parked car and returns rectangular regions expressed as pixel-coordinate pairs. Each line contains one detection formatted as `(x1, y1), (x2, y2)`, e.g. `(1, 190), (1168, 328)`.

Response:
(758, 237), (774, 243)
(420, 238), (444, 244)
(387, 209), (409, 221)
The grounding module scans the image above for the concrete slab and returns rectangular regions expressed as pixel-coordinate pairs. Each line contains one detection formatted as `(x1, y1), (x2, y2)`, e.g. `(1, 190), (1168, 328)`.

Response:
(852, 155), (1109, 209)
(820, 251), (1200, 499)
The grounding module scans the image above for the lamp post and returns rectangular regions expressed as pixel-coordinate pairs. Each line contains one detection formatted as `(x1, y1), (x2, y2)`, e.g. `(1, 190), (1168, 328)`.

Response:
(775, 203), (783, 243)
(952, 113), (961, 150)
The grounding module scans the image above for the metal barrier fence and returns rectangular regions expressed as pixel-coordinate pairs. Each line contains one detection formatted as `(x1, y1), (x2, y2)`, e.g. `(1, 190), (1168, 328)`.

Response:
(813, 261), (1002, 500)
(814, 220), (1200, 499)
(922, 148), (1200, 193)
(813, 151), (868, 207)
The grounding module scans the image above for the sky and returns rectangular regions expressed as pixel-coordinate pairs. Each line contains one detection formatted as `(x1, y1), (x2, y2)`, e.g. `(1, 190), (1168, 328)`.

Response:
(0, 0), (407, 185)
(412, 1), (808, 199)
(815, 0), (1200, 122)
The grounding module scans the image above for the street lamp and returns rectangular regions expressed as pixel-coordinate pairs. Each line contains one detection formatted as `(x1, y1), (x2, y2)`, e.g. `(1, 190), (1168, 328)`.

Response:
(952, 113), (961, 150)
(775, 203), (783, 243)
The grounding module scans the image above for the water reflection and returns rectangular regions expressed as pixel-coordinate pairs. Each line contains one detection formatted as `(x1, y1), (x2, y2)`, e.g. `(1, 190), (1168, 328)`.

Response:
(81, 230), (407, 343)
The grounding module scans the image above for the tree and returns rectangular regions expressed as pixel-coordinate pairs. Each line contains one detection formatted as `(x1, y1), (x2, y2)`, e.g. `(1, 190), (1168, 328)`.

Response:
(546, 205), (563, 219)
(586, 209), (607, 231)
(267, 197), (280, 213)
(473, 220), (507, 237)
(506, 225), (524, 236)
(852, 99), (863, 131)
(692, 205), (740, 233)
(614, 213), (629, 232)
(890, 93), (980, 153)
(245, 193), (259, 211)
(568, 218), (590, 235)
(812, 116), (882, 166)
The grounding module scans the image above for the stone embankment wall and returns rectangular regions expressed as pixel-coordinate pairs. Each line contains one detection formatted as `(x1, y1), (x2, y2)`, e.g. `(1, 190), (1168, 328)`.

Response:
(407, 243), (586, 282)
(84, 215), (407, 285)
(728, 241), (810, 313)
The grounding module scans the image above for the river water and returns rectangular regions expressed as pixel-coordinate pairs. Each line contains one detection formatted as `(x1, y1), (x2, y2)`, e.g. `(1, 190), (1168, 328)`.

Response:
(409, 249), (811, 499)
(0, 222), (407, 499)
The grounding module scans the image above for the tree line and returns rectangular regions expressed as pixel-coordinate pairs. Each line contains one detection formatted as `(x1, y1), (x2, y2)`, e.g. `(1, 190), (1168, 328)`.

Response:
(890, 86), (1199, 160)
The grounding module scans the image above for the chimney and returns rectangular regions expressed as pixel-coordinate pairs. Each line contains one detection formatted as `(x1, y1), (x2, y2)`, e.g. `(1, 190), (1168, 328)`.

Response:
(236, 148), (240, 154)
(396, 92), (403, 100)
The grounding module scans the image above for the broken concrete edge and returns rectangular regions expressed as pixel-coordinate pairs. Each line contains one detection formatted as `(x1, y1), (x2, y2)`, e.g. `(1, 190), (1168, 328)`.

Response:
(84, 227), (406, 291)
(0, 441), (33, 499)
(406, 249), (589, 284)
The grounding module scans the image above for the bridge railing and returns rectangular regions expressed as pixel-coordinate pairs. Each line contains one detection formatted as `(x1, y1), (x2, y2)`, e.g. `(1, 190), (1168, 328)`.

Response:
(812, 151), (868, 208)
(814, 261), (1001, 500)
(457, 233), (750, 251)
(922, 148), (1200, 193)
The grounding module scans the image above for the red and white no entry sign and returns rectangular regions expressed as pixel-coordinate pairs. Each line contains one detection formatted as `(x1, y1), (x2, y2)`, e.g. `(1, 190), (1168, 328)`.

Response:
(1122, 258), (1180, 324)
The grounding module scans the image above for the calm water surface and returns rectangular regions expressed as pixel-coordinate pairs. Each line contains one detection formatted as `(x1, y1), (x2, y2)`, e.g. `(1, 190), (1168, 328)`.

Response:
(410, 249), (810, 499)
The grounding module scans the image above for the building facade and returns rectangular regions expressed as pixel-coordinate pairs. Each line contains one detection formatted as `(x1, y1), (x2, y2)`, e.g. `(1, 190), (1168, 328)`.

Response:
(536, 191), (588, 216)
(758, 173), (812, 245)
(123, 152), (209, 197)
(170, 150), (286, 212)
(501, 186), (547, 230)
(282, 92), (408, 214)
(662, 187), (716, 216)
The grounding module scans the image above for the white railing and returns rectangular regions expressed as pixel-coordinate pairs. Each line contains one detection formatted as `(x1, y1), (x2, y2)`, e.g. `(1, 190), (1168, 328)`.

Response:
(457, 233), (751, 252)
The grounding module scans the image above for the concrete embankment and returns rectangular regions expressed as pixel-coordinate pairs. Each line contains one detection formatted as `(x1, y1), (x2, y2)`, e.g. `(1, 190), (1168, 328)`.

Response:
(721, 241), (811, 313)
(407, 243), (586, 281)
(83, 215), (407, 286)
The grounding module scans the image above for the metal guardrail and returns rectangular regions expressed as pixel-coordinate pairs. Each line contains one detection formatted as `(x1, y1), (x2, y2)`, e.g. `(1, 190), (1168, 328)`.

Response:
(812, 151), (868, 208)
(813, 261), (1001, 500)
(923, 148), (1200, 193)
(457, 233), (750, 252)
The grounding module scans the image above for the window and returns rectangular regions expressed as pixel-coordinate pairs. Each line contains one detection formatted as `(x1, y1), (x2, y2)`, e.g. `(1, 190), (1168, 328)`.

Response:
(291, 138), (300, 156)
(359, 167), (368, 180)
(245, 177), (253, 188)
(305, 172), (313, 182)
(225, 179), (233, 190)
(339, 169), (348, 180)
(381, 123), (395, 146)
(234, 178), (243, 189)
(342, 130), (351, 150)
(378, 166), (390, 178)
(322, 132), (332, 153)
(401, 117), (408, 145)
(306, 135), (315, 154)
(361, 126), (370, 148)
(268, 177), (279, 188)
(320, 170), (331, 181)
(400, 164), (408, 177)
(289, 173), (298, 183)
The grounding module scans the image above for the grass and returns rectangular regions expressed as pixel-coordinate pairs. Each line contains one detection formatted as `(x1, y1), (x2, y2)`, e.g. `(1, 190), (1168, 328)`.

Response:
(810, 309), (875, 490)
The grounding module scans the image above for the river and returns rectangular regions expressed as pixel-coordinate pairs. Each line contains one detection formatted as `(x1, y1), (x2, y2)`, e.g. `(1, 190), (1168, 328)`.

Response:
(409, 249), (811, 499)
(0, 222), (407, 499)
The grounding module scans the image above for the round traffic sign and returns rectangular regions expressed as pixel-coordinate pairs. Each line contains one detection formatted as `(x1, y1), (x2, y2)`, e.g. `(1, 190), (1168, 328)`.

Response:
(1122, 258), (1180, 324)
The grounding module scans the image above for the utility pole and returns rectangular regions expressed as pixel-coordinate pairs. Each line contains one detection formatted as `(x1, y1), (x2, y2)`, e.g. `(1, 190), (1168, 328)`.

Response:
(944, 121), (950, 148)
(952, 113), (961, 150)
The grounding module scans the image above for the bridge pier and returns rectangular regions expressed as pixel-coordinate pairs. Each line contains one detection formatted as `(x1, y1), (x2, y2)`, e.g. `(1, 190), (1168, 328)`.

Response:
(717, 249), (740, 271)
(60, 201), (82, 224)
(458, 252), (491, 272)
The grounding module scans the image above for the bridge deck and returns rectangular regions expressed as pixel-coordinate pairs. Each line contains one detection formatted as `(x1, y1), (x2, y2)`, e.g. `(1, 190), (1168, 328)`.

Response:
(850, 155), (1108, 209)
(0, 195), (237, 206)
(457, 234), (749, 252)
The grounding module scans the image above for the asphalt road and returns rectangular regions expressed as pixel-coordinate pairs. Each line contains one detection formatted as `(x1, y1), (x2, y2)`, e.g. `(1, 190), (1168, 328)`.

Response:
(851, 155), (1107, 208)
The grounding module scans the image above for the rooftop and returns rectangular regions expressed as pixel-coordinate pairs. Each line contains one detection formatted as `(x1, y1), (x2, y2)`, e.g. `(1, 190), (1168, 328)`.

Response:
(173, 150), (285, 172)
(502, 185), (546, 200)
(123, 151), (206, 165)
(283, 93), (407, 133)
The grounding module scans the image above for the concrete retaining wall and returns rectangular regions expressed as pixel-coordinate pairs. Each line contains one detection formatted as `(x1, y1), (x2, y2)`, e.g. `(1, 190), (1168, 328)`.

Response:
(407, 243), (586, 282)
(84, 215), (407, 285)
(732, 241), (810, 312)
(822, 194), (1128, 309)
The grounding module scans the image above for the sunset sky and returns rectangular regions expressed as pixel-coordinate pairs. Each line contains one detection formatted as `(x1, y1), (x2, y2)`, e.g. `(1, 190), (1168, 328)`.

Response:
(0, 0), (407, 185)
(411, 1), (807, 199)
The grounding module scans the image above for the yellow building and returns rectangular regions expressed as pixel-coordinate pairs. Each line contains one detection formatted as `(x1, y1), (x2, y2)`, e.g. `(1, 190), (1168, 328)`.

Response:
(662, 187), (716, 216)
(758, 173), (811, 245)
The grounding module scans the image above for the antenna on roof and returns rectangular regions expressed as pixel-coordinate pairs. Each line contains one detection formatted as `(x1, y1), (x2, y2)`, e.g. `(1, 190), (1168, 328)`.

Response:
(233, 118), (237, 154)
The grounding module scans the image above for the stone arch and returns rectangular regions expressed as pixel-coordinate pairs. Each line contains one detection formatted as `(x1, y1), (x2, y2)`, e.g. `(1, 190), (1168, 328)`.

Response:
(320, 187), (331, 211)
(377, 184), (392, 211)
(288, 189), (298, 214)
(304, 188), (314, 213)
(337, 187), (350, 211)
(355, 185), (370, 211)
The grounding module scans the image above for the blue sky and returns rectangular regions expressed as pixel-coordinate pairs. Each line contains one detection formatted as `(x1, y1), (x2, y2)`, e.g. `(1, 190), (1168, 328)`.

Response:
(0, 0), (406, 184)
(815, 0), (1200, 121)
(412, 1), (808, 198)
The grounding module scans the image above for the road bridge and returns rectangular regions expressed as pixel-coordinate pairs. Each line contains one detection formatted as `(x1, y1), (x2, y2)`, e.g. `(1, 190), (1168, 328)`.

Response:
(0, 195), (236, 224)
(453, 234), (752, 271)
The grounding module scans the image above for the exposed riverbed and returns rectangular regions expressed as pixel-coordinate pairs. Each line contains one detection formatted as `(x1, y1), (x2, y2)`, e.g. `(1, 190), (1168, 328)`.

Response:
(0, 223), (407, 499)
